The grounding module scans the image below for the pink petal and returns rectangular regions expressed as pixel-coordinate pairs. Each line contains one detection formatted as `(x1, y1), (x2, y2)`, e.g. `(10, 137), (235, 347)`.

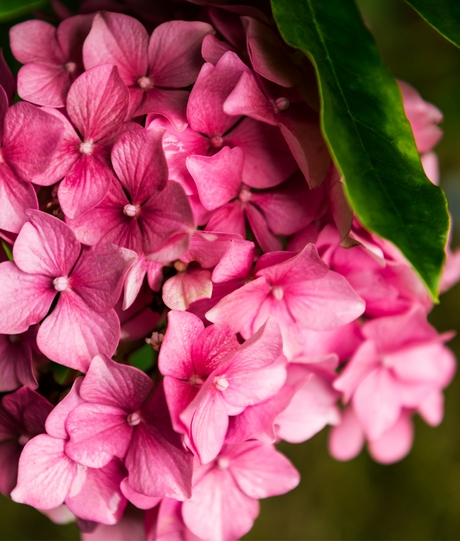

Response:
(353, 367), (401, 440)
(368, 412), (413, 464)
(80, 354), (153, 411)
(111, 126), (168, 198)
(163, 377), (198, 435)
(328, 407), (365, 461)
(191, 323), (240, 376)
(148, 21), (214, 87)
(17, 63), (71, 108)
(10, 20), (64, 65)
(246, 203), (282, 252)
(46, 378), (84, 439)
(66, 64), (129, 142)
(418, 391), (444, 426)
(230, 442), (300, 498)
(37, 294), (120, 371)
(0, 164), (38, 233)
(224, 117), (297, 188)
(186, 146), (243, 211)
(206, 202), (246, 238)
(0, 440), (21, 496)
(57, 14), (94, 62)
(0, 51), (15, 104)
(0, 262), (54, 334)
(14, 210), (80, 277)
(0, 333), (37, 392)
(70, 242), (129, 312)
(182, 465), (259, 541)
(202, 33), (235, 65)
(83, 12), (148, 86)
(159, 310), (204, 379)
(120, 478), (160, 510)
(187, 52), (250, 136)
(212, 239), (254, 283)
(11, 434), (76, 509)
(137, 88), (189, 131)
(3, 102), (64, 181)
(66, 459), (127, 524)
(65, 403), (133, 468)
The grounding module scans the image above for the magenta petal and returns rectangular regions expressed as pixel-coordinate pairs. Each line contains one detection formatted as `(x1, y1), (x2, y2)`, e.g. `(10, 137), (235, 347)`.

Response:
(0, 164), (38, 233)
(70, 242), (129, 312)
(14, 210), (80, 277)
(65, 403), (132, 468)
(212, 239), (254, 283)
(182, 466), (259, 541)
(206, 201), (246, 238)
(81, 354), (153, 411)
(11, 435), (76, 509)
(83, 12), (148, 86)
(0, 333), (36, 392)
(187, 52), (250, 136)
(17, 63), (70, 108)
(191, 323), (240, 376)
(112, 127), (168, 197)
(66, 459), (127, 525)
(120, 478), (160, 510)
(37, 293), (120, 372)
(148, 21), (214, 88)
(224, 117), (297, 188)
(0, 86), (8, 140)
(0, 262), (54, 334)
(0, 52), (15, 104)
(201, 33), (235, 65)
(231, 442), (300, 498)
(245, 203), (282, 252)
(66, 64), (129, 142)
(186, 146), (243, 211)
(58, 153), (116, 219)
(4, 102), (64, 181)
(0, 440), (21, 496)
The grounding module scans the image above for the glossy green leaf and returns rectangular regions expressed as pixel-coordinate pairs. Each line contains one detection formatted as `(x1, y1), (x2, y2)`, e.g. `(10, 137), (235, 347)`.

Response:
(130, 343), (154, 372)
(271, 0), (449, 299)
(0, 0), (47, 22)
(405, 0), (460, 48)
(1, 241), (13, 261)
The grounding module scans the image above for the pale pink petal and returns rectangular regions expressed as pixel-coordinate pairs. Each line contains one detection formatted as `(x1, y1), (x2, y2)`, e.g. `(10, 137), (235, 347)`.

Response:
(66, 459), (127, 524)
(0, 164), (38, 233)
(368, 412), (413, 464)
(10, 20), (64, 64)
(13, 210), (80, 277)
(353, 367), (401, 440)
(70, 242), (129, 312)
(328, 407), (365, 461)
(182, 466), (259, 541)
(46, 378), (84, 439)
(83, 507), (146, 541)
(37, 294), (120, 371)
(418, 391), (444, 426)
(83, 12), (148, 86)
(11, 434), (76, 509)
(230, 442), (300, 498)
(225, 117), (297, 189)
(80, 354), (153, 411)
(186, 146), (243, 211)
(163, 269), (212, 311)
(163, 377), (199, 434)
(65, 403), (132, 468)
(148, 21), (214, 87)
(0, 262), (54, 334)
(421, 151), (439, 185)
(112, 126), (168, 197)
(66, 64), (129, 142)
(120, 478), (160, 510)
(187, 52), (250, 136)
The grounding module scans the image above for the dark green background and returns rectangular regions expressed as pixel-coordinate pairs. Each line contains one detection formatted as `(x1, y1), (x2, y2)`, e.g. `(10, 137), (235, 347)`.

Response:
(2, 0), (460, 539)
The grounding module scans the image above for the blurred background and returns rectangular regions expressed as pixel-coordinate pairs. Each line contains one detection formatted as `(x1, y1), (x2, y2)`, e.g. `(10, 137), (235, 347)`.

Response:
(1, 0), (460, 539)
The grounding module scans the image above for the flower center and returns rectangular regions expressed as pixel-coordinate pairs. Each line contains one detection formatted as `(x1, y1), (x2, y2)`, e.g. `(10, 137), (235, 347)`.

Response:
(64, 61), (77, 74)
(190, 374), (204, 386)
(123, 204), (139, 218)
(210, 135), (224, 148)
(214, 376), (229, 392)
(239, 185), (252, 204)
(127, 411), (142, 426)
(217, 457), (230, 469)
(79, 140), (94, 155)
(53, 276), (69, 292)
(274, 97), (290, 113)
(138, 76), (154, 90)
(272, 286), (284, 301)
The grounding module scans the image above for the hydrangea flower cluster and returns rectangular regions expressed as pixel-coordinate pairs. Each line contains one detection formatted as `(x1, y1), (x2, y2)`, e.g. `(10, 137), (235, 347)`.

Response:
(0, 2), (458, 540)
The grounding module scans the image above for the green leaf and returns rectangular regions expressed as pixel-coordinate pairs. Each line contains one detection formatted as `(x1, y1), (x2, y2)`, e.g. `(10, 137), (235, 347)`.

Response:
(49, 362), (71, 385)
(1, 241), (13, 261)
(271, 0), (449, 299)
(0, 0), (48, 22)
(129, 343), (154, 372)
(405, 0), (460, 48)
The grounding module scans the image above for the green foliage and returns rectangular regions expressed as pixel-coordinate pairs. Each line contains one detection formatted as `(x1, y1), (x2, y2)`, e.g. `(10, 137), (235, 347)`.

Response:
(271, 0), (449, 300)
(0, 0), (48, 22)
(1, 241), (12, 261)
(129, 343), (155, 372)
(405, 0), (460, 48)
